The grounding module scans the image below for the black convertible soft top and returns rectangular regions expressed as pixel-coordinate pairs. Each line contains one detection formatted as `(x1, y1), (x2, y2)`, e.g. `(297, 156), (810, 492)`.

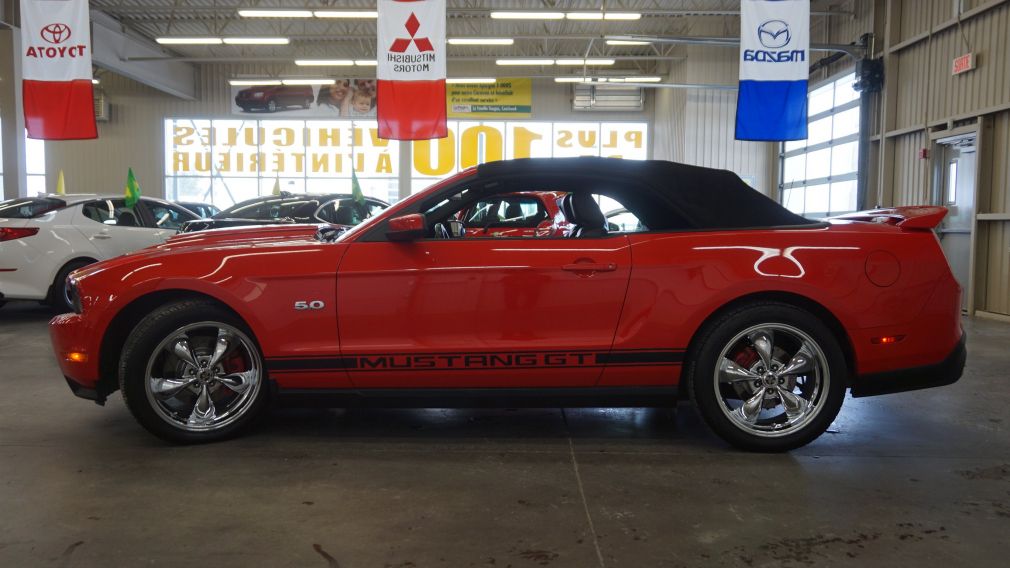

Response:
(476, 157), (814, 230)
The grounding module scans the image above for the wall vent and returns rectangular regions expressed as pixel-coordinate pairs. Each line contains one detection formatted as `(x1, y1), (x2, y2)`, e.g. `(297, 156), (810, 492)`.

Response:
(94, 90), (110, 122)
(573, 84), (643, 112)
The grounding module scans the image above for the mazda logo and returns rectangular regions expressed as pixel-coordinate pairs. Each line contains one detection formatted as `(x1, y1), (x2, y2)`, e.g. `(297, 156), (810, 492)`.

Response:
(757, 20), (791, 49)
(40, 23), (72, 44)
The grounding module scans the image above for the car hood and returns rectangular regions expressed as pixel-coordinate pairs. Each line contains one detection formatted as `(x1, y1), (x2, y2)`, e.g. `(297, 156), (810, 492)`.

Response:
(164, 223), (327, 249)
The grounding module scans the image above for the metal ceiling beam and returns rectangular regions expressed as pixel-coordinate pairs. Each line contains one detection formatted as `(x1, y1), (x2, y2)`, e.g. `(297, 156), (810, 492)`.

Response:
(123, 54), (686, 63)
(94, 7), (853, 18)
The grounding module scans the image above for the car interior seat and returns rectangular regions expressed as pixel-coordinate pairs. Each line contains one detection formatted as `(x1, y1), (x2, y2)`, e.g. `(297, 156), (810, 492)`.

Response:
(504, 201), (524, 221)
(117, 210), (139, 227)
(560, 193), (607, 238)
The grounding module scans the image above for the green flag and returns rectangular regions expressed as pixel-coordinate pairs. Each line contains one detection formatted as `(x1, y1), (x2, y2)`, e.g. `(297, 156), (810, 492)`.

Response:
(351, 169), (365, 205)
(124, 168), (141, 208)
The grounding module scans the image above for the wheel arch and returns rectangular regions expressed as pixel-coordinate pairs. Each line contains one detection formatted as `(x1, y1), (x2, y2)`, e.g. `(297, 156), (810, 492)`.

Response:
(679, 291), (857, 400)
(45, 256), (101, 301)
(96, 289), (252, 399)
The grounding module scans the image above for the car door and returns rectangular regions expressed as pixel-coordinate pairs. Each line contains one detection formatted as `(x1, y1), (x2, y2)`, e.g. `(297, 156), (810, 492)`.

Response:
(74, 199), (164, 258)
(336, 224), (632, 389)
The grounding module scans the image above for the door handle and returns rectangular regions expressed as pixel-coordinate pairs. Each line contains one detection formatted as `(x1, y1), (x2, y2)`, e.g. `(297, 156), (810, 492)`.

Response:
(94, 233), (112, 239)
(562, 262), (617, 272)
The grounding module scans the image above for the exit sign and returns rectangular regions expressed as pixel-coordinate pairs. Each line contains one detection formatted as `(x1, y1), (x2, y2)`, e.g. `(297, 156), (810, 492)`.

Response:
(952, 53), (976, 75)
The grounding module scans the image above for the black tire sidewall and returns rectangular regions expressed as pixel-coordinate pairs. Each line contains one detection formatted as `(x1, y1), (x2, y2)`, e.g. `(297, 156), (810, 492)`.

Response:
(50, 260), (93, 312)
(119, 301), (269, 444)
(689, 303), (847, 452)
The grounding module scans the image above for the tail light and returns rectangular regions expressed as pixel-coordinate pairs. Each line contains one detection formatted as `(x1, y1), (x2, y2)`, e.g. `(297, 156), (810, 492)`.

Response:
(0, 227), (40, 241)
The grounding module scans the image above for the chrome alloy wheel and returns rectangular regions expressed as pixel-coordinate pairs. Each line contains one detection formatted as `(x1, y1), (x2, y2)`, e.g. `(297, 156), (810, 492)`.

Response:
(144, 322), (263, 432)
(713, 323), (829, 438)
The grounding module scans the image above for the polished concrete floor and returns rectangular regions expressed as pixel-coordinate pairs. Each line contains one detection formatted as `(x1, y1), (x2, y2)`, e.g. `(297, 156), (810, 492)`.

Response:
(1, 303), (1008, 567)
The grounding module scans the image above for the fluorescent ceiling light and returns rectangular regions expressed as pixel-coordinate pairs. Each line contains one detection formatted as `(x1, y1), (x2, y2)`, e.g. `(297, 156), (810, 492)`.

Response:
(606, 40), (650, 46)
(631, 76), (662, 82)
(314, 10), (378, 18)
(238, 10), (313, 18)
(223, 37), (290, 45)
(295, 59), (354, 66)
(447, 78), (497, 84)
(555, 58), (615, 66)
(282, 79), (336, 85)
(496, 58), (554, 66)
(490, 11), (565, 20)
(156, 37), (222, 45)
(554, 77), (589, 83)
(354, 59), (378, 66)
(566, 12), (641, 20)
(229, 79), (283, 86)
(448, 38), (515, 46)
(91, 79), (100, 84)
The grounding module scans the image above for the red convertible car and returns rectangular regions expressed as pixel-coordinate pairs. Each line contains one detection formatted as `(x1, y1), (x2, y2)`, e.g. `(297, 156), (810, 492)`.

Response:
(50, 158), (965, 451)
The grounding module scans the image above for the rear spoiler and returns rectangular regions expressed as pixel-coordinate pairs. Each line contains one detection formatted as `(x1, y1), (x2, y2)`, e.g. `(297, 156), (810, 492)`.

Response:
(826, 206), (948, 230)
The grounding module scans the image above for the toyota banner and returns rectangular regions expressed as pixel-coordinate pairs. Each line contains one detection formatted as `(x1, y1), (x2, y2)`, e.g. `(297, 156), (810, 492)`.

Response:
(377, 0), (447, 140)
(20, 0), (97, 140)
(735, 0), (810, 141)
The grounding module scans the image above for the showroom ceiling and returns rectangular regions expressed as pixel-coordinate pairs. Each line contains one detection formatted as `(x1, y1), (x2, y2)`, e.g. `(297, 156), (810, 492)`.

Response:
(90, 0), (854, 77)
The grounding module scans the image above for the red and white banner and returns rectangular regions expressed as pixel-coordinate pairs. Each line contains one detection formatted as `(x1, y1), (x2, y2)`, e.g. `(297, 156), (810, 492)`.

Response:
(377, 0), (447, 140)
(20, 0), (97, 140)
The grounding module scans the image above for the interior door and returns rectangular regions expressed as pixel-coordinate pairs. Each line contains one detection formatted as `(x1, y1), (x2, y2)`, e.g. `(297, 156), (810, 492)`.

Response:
(936, 138), (976, 311)
(336, 237), (632, 388)
(74, 199), (164, 258)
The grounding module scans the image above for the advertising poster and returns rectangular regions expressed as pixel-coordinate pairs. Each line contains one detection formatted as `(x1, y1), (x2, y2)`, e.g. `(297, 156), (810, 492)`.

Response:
(231, 79), (378, 118)
(448, 79), (532, 119)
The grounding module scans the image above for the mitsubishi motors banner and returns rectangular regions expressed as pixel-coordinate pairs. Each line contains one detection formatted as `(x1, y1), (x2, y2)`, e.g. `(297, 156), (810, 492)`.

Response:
(377, 0), (447, 140)
(735, 0), (809, 141)
(20, 0), (97, 140)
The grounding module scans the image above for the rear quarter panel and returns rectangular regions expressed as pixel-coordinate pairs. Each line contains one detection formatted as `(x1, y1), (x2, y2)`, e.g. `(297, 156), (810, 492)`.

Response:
(603, 221), (956, 385)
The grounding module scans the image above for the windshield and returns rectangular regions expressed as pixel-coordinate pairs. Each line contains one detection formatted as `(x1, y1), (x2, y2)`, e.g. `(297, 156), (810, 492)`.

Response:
(216, 197), (321, 220)
(0, 197), (66, 219)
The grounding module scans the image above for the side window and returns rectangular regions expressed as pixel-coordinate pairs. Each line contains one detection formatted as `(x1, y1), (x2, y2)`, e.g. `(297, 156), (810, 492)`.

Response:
(461, 195), (546, 229)
(319, 199), (382, 226)
(81, 199), (142, 227)
(144, 202), (196, 230)
(606, 210), (647, 232)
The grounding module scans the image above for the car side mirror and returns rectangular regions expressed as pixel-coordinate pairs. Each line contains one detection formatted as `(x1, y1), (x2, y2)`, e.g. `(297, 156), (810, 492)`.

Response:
(386, 213), (426, 241)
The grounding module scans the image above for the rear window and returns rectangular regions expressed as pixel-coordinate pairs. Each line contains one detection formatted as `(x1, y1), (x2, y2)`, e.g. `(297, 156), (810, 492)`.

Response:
(0, 198), (66, 219)
(216, 197), (321, 220)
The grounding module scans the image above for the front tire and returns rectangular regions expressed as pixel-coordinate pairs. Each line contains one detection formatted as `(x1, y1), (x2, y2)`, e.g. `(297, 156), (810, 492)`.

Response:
(49, 259), (94, 312)
(119, 300), (268, 443)
(687, 302), (847, 452)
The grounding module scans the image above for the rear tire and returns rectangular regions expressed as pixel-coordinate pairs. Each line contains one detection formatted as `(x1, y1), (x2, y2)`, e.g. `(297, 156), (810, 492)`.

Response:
(687, 302), (847, 452)
(266, 100), (277, 112)
(48, 259), (94, 312)
(119, 300), (269, 443)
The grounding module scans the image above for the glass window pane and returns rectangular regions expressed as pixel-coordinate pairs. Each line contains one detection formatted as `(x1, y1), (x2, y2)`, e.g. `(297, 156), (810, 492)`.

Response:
(784, 139), (806, 152)
(783, 154), (806, 183)
(26, 174), (46, 195)
(805, 148), (831, 180)
(25, 133), (45, 176)
(166, 176), (212, 204)
(215, 177), (260, 206)
(805, 183), (830, 216)
(829, 180), (857, 214)
(808, 83), (834, 116)
(783, 186), (805, 214)
(834, 74), (859, 105)
(831, 142), (859, 176)
(807, 116), (832, 145)
(832, 107), (860, 139)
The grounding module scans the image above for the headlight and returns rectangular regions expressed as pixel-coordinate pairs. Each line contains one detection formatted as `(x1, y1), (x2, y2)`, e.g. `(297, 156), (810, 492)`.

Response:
(66, 276), (82, 314)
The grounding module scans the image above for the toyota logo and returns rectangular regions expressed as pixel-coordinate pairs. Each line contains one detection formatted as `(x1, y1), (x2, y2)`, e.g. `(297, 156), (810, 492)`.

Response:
(757, 20), (791, 49)
(40, 23), (72, 44)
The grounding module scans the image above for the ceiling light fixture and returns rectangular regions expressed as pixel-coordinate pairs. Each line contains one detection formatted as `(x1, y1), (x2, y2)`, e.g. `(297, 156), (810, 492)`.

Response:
(446, 78), (497, 84)
(448, 38), (515, 46)
(229, 79), (283, 86)
(490, 11), (565, 20)
(606, 40), (650, 46)
(314, 10), (379, 18)
(354, 59), (378, 66)
(565, 12), (642, 20)
(554, 77), (590, 83)
(496, 58), (555, 66)
(238, 10), (313, 18)
(295, 59), (355, 66)
(555, 58), (616, 66)
(282, 78), (336, 85)
(222, 37), (290, 45)
(156, 37), (223, 45)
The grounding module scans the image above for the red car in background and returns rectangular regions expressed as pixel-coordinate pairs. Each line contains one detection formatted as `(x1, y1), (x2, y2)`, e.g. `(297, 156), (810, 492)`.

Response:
(457, 191), (570, 238)
(50, 158), (965, 451)
(235, 84), (314, 113)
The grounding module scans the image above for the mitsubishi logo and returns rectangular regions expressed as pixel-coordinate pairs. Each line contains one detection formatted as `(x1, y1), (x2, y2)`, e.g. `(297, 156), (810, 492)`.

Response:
(389, 13), (434, 53)
(40, 23), (72, 44)
(757, 20), (791, 49)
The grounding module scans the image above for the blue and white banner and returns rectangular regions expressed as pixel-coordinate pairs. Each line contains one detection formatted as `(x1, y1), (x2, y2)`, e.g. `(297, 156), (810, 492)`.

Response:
(735, 0), (810, 141)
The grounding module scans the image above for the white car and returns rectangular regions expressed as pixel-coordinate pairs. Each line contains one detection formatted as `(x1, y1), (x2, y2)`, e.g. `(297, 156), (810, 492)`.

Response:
(0, 194), (199, 311)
